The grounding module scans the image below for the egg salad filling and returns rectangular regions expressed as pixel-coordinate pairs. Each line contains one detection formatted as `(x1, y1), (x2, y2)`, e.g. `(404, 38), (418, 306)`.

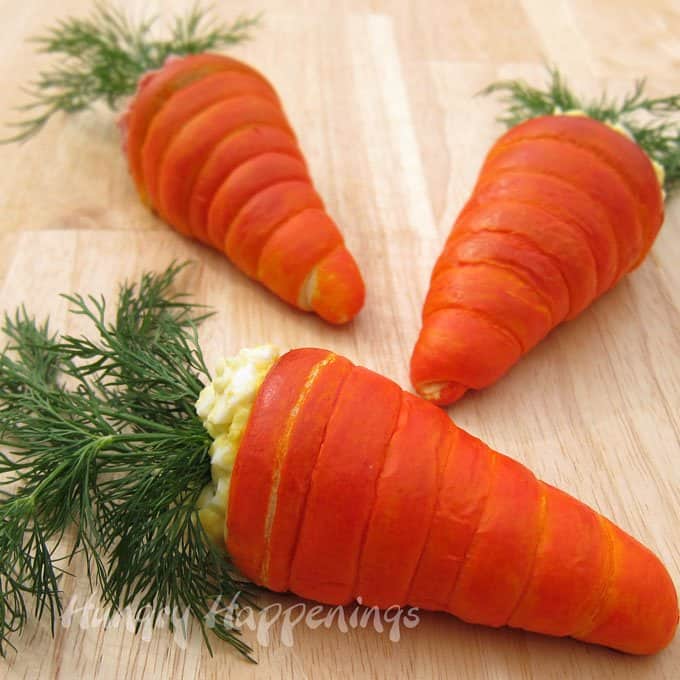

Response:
(555, 108), (666, 192)
(195, 345), (281, 544)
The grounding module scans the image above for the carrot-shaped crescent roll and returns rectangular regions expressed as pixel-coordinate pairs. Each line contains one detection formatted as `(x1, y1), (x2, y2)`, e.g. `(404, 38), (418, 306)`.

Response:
(411, 71), (680, 404)
(119, 53), (364, 323)
(197, 344), (679, 656)
(5, 6), (364, 324)
(1, 267), (676, 657)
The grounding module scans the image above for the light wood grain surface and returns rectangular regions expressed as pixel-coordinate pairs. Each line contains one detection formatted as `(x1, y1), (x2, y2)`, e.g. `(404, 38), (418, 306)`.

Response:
(1, 1), (679, 678)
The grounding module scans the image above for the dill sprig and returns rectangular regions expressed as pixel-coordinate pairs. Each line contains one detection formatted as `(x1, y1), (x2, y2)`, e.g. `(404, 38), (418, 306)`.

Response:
(0, 312), (109, 655)
(4, 3), (260, 143)
(0, 263), (254, 658)
(481, 68), (680, 195)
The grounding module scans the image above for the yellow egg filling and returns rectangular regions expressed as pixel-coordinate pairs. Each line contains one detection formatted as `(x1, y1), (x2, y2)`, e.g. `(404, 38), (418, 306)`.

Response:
(195, 345), (280, 545)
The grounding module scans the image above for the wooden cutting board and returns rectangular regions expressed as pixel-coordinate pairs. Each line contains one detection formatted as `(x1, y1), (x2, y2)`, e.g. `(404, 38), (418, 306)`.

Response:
(1, 1), (679, 678)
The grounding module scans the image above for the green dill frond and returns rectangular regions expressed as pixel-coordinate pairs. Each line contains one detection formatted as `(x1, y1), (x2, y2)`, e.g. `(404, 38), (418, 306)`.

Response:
(0, 263), (254, 658)
(481, 67), (680, 195)
(0, 493), (62, 655)
(3, 3), (260, 143)
(0, 310), (107, 655)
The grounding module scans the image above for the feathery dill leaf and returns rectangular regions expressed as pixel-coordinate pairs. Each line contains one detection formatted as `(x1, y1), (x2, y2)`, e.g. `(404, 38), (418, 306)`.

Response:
(4, 3), (260, 143)
(0, 311), (108, 655)
(481, 67), (680, 195)
(0, 263), (254, 658)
